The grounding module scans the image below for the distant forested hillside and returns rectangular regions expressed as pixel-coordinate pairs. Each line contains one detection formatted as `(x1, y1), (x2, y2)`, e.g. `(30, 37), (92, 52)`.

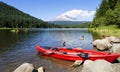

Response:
(91, 0), (120, 28)
(48, 21), (90, 25)
(48, 21), (90, 28)
(0, 2), (59, 28)
(59, 22), (90, 28)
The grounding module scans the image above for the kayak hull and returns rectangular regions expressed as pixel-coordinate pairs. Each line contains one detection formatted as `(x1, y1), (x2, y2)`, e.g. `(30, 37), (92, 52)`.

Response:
(36, 45), (120, 62)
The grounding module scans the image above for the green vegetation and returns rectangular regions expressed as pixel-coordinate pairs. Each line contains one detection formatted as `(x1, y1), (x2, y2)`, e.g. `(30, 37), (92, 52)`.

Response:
(90, 0), (120, 28)
(89, 0), (120, 37)
(48, 21), (91, 28)
(0, 27), (11, 30)
(59, 22), (90, 28)
(90, 25), (120, 37)
(0, 2), (90, 28)
(0, 2), (60, 28)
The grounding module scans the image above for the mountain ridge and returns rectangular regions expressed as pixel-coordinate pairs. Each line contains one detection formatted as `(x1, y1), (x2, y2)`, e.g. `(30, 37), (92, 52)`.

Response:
(0, 1), (59, 28)
(48, 20), (90, 25)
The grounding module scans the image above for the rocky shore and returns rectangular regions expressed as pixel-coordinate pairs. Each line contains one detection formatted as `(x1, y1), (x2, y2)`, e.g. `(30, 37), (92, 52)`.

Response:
(92, 36), (120, 61)
(71, 59), (120, 72)
(70, 36), (120, 72)
(79, 36), (120, 72)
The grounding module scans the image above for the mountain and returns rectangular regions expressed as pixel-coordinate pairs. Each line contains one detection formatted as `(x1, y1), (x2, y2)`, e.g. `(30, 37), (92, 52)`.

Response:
(0, 2), (59, 28)
(48, 21), (90, 25)
(48, 20), (91, 28)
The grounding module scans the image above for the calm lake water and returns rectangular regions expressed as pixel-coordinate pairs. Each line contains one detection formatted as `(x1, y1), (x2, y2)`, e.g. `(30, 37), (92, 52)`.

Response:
(0, 28), (94, 72)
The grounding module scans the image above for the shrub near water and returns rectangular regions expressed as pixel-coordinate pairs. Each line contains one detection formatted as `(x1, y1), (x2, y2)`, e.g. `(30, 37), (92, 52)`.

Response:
(90, 25), (120, 37)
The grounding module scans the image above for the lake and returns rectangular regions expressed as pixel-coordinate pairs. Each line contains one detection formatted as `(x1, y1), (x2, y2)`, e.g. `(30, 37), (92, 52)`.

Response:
(0, 28), (94, 72)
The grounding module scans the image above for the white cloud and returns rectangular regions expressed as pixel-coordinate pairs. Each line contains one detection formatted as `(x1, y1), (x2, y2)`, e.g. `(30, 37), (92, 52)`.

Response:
(53, 9), (96, 21)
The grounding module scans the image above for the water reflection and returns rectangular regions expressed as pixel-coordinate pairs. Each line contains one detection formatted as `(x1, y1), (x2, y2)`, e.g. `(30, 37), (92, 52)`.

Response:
(0, 28), (93, 72)
(0, 29), (40, 53)
(37, 28), (93, 49)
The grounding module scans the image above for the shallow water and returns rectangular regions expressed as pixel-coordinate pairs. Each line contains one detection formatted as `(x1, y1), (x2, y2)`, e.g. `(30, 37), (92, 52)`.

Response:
(0, 28), (93, 72)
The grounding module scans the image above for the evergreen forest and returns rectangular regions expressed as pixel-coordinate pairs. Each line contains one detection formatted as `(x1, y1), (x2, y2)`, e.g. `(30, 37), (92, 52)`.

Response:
(3, 0), (119, 28)
(0, 2), (60, 28)
(91, 0), (120, 28)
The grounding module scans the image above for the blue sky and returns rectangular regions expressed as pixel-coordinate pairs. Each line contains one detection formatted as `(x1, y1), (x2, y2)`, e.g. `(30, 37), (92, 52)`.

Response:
(0, 0), (102, 21)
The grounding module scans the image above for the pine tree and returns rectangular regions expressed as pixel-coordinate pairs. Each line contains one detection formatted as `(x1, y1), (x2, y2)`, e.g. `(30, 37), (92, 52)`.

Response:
(0, 2), (60, 28)
(91, 0), (120, 28)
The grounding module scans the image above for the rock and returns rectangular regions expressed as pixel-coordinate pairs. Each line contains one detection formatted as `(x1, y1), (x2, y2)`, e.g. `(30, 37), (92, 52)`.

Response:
(92, 39), (112, 51)
(83, 60), (93, 67)
(117, 57), (120, 62)
(110, 43), (120, 53)
(108, 36), (120, 43)
(92, 36), (120, 51)
(13, 63), (34, 72)
(105, 37), (112, 42)
(71, 60), (83, 67)
(112, 63), (120, 72)
(38, 67), (44, 72)
(110, 43), (120, 62)
(81, 60), (114, 72)
(92, 39), (100, 46)
(13, 63), (44, 72)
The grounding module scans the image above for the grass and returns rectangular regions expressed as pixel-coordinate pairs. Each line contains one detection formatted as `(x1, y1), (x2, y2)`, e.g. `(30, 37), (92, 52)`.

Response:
(1, 26), (120, 37)
(89, 25), (120, 37)
(0, 27), (29, 30)
(0, 27), (29, 33)
(0, 27), (11, 30)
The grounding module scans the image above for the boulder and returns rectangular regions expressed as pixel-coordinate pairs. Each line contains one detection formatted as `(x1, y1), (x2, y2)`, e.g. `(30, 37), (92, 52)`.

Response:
(83, 60), (93, 67)
(110, 43), (120, 62)
(38, 67), (44, 72)
(92, 39), (101, 46)
(92, 39), (112, 51)
(110, 43), (120, 53)
(13, 63), (44, 72)
(81, 60), (114, 72)
(112, 63), (120, 72)
(107, 36), (120, 43)
(13, 63), (34, 72)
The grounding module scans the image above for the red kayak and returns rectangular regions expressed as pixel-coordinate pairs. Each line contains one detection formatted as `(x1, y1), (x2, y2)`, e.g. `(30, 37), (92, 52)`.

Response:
(36, 45), (120, 62)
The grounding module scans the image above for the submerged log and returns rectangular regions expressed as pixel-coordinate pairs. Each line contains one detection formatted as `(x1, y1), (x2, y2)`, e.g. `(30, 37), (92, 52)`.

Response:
(71, 60), (83, 67)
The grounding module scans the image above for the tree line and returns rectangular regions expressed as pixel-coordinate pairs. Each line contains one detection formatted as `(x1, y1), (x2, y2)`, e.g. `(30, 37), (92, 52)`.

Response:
(91, 0), (120, 28)
(0, 2), (61, 28)
(58, 22), (90, 28)
(0, 2), (89, 28)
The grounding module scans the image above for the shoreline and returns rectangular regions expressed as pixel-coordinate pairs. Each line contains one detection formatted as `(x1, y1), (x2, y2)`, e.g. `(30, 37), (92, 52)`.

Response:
(89, 25), (120, 37)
